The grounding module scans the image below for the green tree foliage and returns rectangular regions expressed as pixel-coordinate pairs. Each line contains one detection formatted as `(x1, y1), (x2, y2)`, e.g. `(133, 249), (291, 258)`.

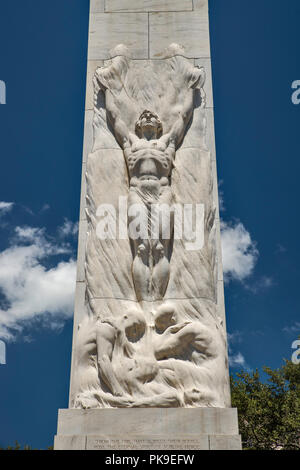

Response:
(0, 441), (30, 450)
(231, 360), (300, 450)
(0, 441), (53, 450)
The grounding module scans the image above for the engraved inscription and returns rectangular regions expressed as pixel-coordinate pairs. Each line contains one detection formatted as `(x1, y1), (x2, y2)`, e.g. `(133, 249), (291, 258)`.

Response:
(89, 438), (207, 450)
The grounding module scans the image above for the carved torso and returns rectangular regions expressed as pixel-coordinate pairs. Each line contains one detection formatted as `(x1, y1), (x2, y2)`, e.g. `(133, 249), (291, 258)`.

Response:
(124, 135), (175, 183)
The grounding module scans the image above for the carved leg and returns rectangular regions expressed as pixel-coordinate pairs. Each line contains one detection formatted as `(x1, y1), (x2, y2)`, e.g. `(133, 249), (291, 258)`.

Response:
(128, 189), (152, 300)
(151, 187), (174, 299)
(132, 241), (151, 301)
(152, 241), (170, 299)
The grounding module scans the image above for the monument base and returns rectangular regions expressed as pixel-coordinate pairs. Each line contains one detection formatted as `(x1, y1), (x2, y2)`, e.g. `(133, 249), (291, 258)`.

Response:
(54, 408), (242, 450)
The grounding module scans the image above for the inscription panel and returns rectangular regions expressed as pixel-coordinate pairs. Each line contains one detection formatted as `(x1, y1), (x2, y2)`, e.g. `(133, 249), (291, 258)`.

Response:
(87, 436), (209, 450)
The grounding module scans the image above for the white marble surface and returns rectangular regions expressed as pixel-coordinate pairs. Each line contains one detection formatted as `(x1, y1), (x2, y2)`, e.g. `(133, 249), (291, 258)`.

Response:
(78, 162), (87, 222)
(54, 435), (86, 450)
(68, 280), (88, 407)
(212, 157), (221, 215)
(195, 57), (214, 108)
(76, 218), (88, 283)
(90, 0), (105, 13)
(105, 0), (193, 12)
(217, 279), (226, 326)
(204, 108), (217, 160)
(57, 408), (240, 436)
(88, 13), (148, 60)
(73, 282), (87, 326)
(209, 435), (242, 451)
(179, 107), (214, 152)
(82, 110), (93, 164)
(86, 435), (210, 450)
(85, 60), (103, 110)
(55, 432), (242, 450)
(67, 0), (231, 419)
(149, 12), (210, 59)
(194, 0), (209, 13)
(69, 46), (231, 410)
(85, 148), (135, 303)
(92, 95), (121, 150)
(54, 408), (241, 449)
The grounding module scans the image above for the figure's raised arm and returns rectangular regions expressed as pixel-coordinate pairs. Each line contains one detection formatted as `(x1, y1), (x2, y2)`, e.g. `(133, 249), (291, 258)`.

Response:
(94, 50), (134, 149)
(104, 90), (131, 149)
(162, 65), (205, 149)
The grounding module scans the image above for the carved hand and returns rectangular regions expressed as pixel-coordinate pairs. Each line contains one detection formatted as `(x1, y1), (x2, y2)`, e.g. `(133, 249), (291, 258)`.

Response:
(165, 321), (192, 335)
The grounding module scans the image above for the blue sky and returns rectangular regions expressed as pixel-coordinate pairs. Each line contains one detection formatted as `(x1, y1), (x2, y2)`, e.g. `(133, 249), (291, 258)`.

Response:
(0, 0), (299, 449)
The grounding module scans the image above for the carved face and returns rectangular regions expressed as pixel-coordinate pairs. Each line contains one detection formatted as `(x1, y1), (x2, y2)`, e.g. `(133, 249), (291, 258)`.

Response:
(135, 110), (163, 139)
(123, 309), (146, 342)
(154, 303), (177, 333)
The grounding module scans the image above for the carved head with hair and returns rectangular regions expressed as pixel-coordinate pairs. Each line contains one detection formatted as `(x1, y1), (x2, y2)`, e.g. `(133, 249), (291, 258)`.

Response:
(135, 110), (163, 140)
(154, 303), (177, 333)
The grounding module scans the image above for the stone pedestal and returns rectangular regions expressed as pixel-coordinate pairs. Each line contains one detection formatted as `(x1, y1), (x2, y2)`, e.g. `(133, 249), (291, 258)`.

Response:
(54, 408), (241, 450)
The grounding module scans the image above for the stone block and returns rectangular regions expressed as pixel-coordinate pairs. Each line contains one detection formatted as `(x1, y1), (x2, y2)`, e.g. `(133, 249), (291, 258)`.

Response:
(57, 408), (240, 436)
(68, 281), (88, 408)
(209, 434), (242, 451)
(194, 0), (208, 13)
(90, 0), (105, 13)
(216, 220), (224, 283)
(88, 13), (148, 60)
(82, 110), (93, 164)
(54, 435), (86, 450)
(211, 157), (221, 214)
(78, 162), (87, 222)
(73, 282), (87, 327)
(204, 108), (216, 160)
(195, 57), (214, 108)
(149, 12), (210, 59)
(76, 218), (88, 282)
(105, 0), (193, 12)
(54, 408), (241, 450)
(85, 60), (103, 110)
(86, 434), (209, 450)
(217, 279), (226, 325)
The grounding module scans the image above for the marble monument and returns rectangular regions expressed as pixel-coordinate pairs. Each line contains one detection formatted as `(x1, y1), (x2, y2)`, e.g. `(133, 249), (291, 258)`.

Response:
(54, 0), (242, 450)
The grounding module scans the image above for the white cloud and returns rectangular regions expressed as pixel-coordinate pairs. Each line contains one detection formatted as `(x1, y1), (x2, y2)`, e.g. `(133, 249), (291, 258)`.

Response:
(229, 352), (249, 369)
(58, 218), (79, 238)
(0, 202), (14, 215)
(276, 243), (287, 254)
(258, 276), (274, 288)
(246, 275), (274, 293)
(40, 203), (50, 213)
(221, 220), (258, 282)
(227, 331), (251, 370)
(283, 322), (300, 335)
(218, 180), (225, 213)
(0, 226), (76, 341)
(15, 226), (45, 242)
(227, 330), (243, 345)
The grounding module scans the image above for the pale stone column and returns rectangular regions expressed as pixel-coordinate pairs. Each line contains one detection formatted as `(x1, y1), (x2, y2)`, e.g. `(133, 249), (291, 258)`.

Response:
(54, 0), (241, 450)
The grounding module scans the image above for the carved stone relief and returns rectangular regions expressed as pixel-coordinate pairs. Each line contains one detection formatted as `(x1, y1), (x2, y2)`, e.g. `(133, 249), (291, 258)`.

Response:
(71, 44), (230, 409)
